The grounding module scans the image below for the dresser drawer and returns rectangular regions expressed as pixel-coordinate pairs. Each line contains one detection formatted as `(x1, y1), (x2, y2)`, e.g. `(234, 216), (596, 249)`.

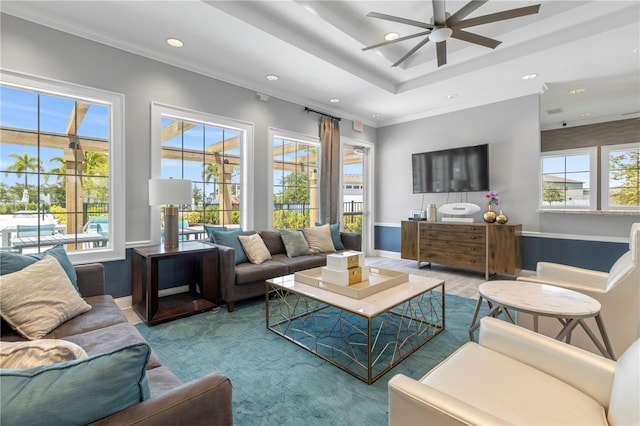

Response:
(419, 250), (485, 271)
(421, 240), (485, 255)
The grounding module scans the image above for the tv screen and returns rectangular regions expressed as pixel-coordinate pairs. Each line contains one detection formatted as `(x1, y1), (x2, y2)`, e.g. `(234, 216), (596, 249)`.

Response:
(412, 144), (489, 193)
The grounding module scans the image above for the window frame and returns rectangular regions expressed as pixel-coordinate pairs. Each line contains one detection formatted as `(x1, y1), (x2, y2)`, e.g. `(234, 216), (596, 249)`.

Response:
(1, 69), (125, 263)
(268, 128), (320, 230)
(601, 142), (640, 211)
(539, 147), (597, 210)
(150, 103), (254, 243)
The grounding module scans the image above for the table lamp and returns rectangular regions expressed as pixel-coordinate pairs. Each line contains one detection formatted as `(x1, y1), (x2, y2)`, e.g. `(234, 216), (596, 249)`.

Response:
(149, 178), (192, 248)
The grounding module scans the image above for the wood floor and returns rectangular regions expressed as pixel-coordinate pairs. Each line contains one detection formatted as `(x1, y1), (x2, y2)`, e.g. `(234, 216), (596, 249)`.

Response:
(365, 256), (534, 300)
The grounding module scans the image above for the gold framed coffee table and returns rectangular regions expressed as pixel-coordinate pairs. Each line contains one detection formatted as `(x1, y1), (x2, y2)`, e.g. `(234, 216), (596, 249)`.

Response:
(265, 268), (445, 384)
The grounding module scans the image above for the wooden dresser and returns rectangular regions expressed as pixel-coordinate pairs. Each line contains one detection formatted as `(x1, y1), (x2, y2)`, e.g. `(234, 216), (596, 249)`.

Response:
(401, 221), (522, 279)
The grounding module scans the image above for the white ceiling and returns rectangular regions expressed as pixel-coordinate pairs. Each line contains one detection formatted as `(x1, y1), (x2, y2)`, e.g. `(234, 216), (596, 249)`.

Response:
(2, 0), (639, 129)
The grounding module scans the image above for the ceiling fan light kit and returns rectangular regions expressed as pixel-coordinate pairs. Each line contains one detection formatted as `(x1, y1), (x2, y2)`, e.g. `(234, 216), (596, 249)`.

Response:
(364, 0), (541, 68)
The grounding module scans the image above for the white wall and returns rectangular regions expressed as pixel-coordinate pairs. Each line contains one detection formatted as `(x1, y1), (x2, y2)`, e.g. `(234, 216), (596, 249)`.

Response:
(0, 14), (376, 239)
(376, 95), (637, 238)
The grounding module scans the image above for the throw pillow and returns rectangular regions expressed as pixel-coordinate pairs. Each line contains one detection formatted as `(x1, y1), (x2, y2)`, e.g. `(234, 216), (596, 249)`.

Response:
(0, 339), (88, 369)
(329, 222), (345, 251)
(208, 228), (248, 264)
(0, 342), (151, 425)
(238, 233), (272, 264)
(0, 245), (79, 291)
(204, 225), (227, 240)
(303, 225), (336, 254)
(0, 255), (92, 339)
(280, 229), (311, 258)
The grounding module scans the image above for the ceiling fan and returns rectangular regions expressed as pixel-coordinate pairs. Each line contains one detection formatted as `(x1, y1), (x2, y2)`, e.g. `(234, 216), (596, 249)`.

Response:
(362, 0), (541, 67)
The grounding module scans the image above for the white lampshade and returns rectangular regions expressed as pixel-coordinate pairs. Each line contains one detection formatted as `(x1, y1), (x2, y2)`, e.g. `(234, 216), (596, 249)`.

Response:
(148, 178), (192, 206)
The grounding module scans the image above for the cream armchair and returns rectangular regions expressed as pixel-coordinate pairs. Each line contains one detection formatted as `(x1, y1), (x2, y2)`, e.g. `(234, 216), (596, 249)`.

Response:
(388, 317), (639, 426)
(516, 223), (639, 358)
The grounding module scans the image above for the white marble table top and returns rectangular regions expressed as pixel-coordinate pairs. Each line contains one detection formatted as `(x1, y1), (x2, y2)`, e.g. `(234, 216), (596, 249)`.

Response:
(267, 273), (444, 318)
(479, 280), (601, 317)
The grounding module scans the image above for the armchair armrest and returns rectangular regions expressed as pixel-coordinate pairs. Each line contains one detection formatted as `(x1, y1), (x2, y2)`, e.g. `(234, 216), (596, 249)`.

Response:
(340, 232), (361, 251)
(478, 317), (616, 407)
(75, 263), (105, 297)
(520, 262), (608, 292)
(90, 371), (232, 425)
(388, 373), (509, 425)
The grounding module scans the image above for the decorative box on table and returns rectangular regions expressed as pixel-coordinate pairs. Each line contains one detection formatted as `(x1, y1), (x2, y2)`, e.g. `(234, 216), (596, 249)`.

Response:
(322, 251), (368, 286)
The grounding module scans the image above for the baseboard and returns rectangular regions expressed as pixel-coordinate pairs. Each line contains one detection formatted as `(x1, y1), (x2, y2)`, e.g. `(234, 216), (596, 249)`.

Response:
(114, 285), (190, 311)
(373, 249), (400, 259)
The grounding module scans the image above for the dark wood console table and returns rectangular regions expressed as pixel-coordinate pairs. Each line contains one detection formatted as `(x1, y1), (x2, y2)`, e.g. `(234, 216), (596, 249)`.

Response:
(132, 241), (218, 325)
(401, 221), (522, 279)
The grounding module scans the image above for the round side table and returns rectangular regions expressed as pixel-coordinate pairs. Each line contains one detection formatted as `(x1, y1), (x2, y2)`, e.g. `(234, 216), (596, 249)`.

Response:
(469, 280), (615, 359)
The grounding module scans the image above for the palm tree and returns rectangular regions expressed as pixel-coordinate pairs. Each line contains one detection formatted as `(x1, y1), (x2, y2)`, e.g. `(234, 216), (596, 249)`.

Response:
(202, 162), (219, 184)
(82, 151), (108, 176)
(4, 152), (41, 188)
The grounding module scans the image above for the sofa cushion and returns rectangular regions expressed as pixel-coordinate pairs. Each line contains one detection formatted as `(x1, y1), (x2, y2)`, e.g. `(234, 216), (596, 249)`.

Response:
(0, 342), (151, 426)
(234, 260), (289, 285)
(259, 230), (286, 255)
(209, 228), (248, 264)
(0, 339), (87, 369)
(64, 322), (162, 370)
(0, 245), (78, 291)
(0, 256), (92, 339)
(271, 253), (327, 273)
(280, 229), (311, 258)
(46, 295), (129, 340)
(238, 233), (272, 264)
(146, 366), (184, 397)
(303, 225), (336, 254)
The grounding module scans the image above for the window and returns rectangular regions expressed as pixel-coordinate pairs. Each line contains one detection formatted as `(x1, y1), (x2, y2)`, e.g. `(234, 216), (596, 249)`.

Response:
(270, 129), (320, 230)
(0, 71), (124, 262)
(602, 143), (640, 210)
(540, 148), (596, 209)
(151, 103), (253, 241)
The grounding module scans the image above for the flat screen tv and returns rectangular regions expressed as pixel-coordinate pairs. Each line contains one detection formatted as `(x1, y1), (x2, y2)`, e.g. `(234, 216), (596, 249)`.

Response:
(412, 144), (489, 193)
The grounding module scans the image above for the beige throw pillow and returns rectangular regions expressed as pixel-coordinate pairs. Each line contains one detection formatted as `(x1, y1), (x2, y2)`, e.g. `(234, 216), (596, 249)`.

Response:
(238, 233), (272, 264)
(0, 339), (88, 369)
(303, 225), (337, 254)
(0, 255), (92, 339)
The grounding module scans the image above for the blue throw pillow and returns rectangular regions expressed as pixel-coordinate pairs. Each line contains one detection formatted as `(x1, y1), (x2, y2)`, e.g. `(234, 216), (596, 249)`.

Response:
(0, 342), (151, 426)
(208, 228), (248, 264)
(0, 245), (78, 291)
(204, 225), (227, 240)
(329, 223), (344, 251)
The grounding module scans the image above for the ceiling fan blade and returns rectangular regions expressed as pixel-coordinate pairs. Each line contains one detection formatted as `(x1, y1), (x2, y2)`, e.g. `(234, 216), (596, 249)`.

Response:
(392, 37), (431, 67)
(362, 31), (431, 51)
(452, 4), (541, 30)
(447, 0), (488, 27)
(367, 11), (434, 29)
(432, 0), (447, 26)
(436, 41), (447, 67)
(451, 29), (501, 49)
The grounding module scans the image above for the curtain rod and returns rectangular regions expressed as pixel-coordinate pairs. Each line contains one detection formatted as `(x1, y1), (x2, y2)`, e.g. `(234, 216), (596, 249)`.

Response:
(304, 107), (341, 122)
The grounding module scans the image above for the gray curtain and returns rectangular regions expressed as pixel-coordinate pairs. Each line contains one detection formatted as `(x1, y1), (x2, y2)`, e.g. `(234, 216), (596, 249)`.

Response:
(319, 115), (340, 224)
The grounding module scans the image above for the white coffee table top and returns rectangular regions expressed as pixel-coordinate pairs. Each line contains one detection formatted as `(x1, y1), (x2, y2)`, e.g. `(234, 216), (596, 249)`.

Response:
(479, 280), (601, 317)
(267, 273), (444, 318)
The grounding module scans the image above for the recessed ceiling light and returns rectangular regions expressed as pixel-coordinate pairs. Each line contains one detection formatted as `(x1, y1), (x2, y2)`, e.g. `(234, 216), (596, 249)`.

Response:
(166, 38), (184, 48)
(372, 113), (381, 118)
(521, 73), (538, 80)
(633, 47), (640, 53)
(447, 94), (457, 100)
(329, 98), (340, 103)
(265, 74), (279, 81)
(569, 88), (587, 95)
(384, 32), (399, 41)
(580, 112), (592, 118)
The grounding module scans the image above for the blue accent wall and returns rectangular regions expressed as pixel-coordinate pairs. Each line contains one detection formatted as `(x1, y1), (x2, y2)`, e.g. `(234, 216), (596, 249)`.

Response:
(373, 225), (627, 273)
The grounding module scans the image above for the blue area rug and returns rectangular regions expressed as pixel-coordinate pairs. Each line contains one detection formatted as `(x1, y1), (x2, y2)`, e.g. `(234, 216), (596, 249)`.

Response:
(136, 293), (483, 426)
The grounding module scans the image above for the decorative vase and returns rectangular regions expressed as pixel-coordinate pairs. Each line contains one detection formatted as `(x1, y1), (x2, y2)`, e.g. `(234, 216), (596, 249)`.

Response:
(483, 205), (497, 223)
(496, 210), (509, 224)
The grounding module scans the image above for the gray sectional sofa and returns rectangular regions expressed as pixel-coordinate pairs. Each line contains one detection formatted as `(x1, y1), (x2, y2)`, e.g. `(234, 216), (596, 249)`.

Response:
(209, 229), (361, 312)
(1, 262), (233, 425)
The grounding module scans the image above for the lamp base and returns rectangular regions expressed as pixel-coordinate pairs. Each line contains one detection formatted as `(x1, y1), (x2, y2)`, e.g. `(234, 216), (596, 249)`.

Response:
(163, 206), (180, 248)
